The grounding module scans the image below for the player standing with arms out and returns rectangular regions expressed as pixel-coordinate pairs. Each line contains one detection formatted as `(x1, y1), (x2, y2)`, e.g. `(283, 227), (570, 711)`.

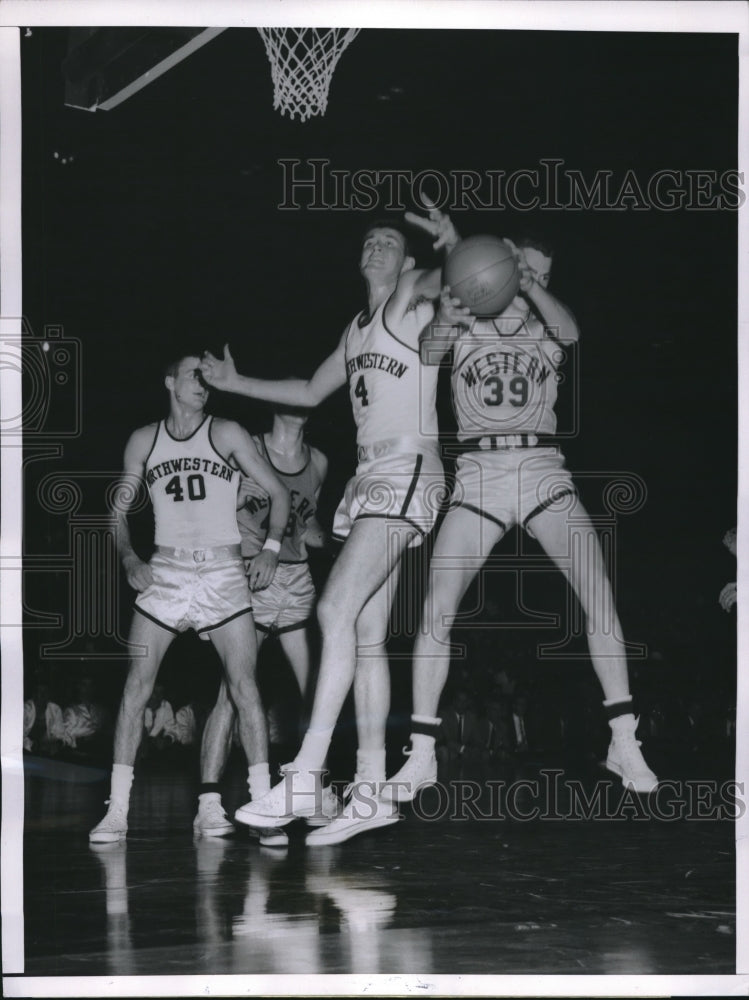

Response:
(194, 400), (334, 843)
(89, 356), (290, 843)
(200, 206), (458, 843)
(383, 235), (658, 802)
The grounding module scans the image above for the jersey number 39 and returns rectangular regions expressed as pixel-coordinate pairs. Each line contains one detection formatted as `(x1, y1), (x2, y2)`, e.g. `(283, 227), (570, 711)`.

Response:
(483, 375), (528, 408)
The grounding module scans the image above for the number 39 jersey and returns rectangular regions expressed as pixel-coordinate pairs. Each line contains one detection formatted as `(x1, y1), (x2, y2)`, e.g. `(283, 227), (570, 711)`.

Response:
(144, 416), (241, 548)
(451, 313), (567, 440)
(344, 297), (439, 448)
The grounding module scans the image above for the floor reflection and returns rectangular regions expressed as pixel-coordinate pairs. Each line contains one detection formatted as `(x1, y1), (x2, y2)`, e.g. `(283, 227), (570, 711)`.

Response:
(23, 764), (735, 977)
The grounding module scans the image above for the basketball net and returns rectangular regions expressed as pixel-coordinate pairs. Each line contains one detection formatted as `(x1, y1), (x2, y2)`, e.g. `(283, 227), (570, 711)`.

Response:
(257, 27), (361, 122)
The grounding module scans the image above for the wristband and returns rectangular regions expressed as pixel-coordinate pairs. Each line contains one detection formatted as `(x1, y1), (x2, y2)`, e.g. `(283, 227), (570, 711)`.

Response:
(262, 538), (281, 554)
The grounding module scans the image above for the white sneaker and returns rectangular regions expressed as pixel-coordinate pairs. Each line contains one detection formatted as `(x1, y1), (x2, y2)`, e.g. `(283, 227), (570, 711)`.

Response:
(305, 779), (400, 847)
(234, 765), (327, 829)
(193, 797), (235, 838)
(305, 785), (342, 827)
(606, 715), (658, 793)
(89, 799), (128, 844)
(380, 745), (437, 802)
(257, 828), (290, 848)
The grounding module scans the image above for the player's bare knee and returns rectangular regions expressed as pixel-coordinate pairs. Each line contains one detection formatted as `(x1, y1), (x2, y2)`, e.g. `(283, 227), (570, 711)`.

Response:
(122, 669), (155, 712)
(316, 591), (353, 636)
(423, 578), (462, 629)
(225, 675), (256, 709)
(355, 617), (388, 648)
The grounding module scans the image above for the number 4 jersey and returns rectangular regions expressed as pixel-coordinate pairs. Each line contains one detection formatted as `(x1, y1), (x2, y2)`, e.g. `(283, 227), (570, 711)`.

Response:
(344, 296), (439, 448)
(451, 313), (567, 440)
(144, 416), (241, 548)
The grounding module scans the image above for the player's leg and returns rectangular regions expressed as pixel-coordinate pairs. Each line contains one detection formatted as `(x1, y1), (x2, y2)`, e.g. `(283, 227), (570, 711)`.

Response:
(273, 562), (317, 700)
(201, 629), (268, 784)
(305, 565), (404, 846)
(194, 630), (268, 837)
(235, 517), (415, 826)
(278, 626), (311, 700)
(353, 561), (402, 779)
(382, 506), (505, 802)
(90, 612), (175, 842)
(278, 625), (313, 753)
(304, 517), (414, 752)
(277, 623), (342, 840)
(208, 613), (267, 767)
(528, 497), (657, 792)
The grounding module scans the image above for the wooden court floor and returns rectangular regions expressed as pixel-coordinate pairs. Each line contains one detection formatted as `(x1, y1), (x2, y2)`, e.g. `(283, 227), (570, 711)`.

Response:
(16, 753), (736, 980)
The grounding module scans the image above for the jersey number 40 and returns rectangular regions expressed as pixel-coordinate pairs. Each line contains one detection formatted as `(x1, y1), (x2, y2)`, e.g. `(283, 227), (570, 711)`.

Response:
(165, 473), (206, 502)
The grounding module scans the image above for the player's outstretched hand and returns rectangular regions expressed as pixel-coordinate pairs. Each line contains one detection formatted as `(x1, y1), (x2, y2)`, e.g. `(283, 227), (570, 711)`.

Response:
(719, 581), (737, 612)
(247, 549), (279, 591)
(436, 286), (472, 329)
(122, 554), (153, 592)
(404, 197), (459, 252)
(200, 344), (238, 390)
(504, 238), (534, 293)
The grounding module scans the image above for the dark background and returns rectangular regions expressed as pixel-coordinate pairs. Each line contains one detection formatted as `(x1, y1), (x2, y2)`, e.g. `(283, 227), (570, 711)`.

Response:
(20, 27), (738, 730)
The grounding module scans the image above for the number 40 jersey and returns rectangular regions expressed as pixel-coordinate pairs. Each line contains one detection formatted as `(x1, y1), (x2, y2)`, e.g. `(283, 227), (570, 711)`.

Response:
(144, 416), (241, 549)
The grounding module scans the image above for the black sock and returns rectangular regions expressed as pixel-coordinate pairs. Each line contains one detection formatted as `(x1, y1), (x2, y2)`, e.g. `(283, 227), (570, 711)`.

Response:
(411, 718), (442, 739)
(604, 699), (636, 722)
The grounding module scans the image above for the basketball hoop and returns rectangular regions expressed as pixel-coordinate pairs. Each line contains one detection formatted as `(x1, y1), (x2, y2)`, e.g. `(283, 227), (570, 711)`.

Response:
(257, 27), (361, 122)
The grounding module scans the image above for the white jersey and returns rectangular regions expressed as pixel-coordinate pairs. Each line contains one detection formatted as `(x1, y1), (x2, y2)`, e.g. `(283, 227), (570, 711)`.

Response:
(344, 296), (439, 449)
(144, 416), (241, 548)
(451, 312), (565, 440)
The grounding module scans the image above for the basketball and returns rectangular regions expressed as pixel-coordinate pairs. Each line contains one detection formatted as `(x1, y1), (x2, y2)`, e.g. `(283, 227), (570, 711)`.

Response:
(444, 235), (520, 317)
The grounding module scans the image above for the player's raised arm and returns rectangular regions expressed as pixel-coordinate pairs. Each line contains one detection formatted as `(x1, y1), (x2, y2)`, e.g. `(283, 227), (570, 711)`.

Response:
(109, 426), (156, 592)
(529, 284), (579, 346)
(406, 200), (460, 297)
(405, 199), (460, 254)
(200, 336), (348, 408)
(419, 286), (473, 365)
(384, 201), (460, 327)
(508, 239), (579, 345)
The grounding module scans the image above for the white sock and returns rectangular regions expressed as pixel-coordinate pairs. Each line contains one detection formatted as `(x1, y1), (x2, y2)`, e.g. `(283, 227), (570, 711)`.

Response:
(412, 714), (441, 725)
(604, 696), (635, 733)
(110, 763), (134, 805)
(248, 762), (271, 800)
(356, 749), (386, 782)
(198, 791), (221, 806)
(411, 733), (437, 752)
(609, 713), (637, 737)
(295, 727), (334, 771)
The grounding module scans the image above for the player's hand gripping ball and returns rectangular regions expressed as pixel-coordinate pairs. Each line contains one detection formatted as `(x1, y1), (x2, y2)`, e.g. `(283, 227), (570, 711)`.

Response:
(444, 235), (520, 317)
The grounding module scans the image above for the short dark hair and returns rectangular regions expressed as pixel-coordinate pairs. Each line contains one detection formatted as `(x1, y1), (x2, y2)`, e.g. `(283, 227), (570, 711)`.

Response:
(513, 233), (555, 258)
(164, 354), (201, 379)
(362, 218), (413, 258)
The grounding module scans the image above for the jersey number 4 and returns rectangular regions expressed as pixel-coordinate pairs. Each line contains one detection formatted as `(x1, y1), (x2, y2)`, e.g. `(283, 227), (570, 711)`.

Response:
(165, 473), (206, 502)
(354, 375), (369, 407)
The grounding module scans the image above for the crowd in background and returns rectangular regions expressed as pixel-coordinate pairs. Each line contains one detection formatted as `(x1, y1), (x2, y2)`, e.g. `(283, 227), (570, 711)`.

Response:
(24, 621), (735, 784)
(23, 526), (736, 782)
